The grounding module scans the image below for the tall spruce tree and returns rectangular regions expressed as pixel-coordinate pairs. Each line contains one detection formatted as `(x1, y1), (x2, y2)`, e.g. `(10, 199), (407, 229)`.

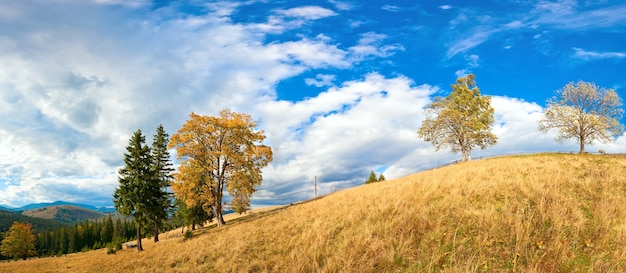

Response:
(149, 125), (174, 242)
(113, 129), (153, 252)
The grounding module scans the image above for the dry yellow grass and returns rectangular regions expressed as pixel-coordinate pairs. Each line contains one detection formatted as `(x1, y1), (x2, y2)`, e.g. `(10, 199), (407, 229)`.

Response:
(3, 153), (626, 272)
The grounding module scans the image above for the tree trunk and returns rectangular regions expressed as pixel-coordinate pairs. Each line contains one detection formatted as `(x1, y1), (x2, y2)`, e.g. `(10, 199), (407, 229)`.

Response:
(154, 224), (159, 243)
(136, 226), (143, 252)
(579, 136), (585, 154)
(215, 201), (226, 226)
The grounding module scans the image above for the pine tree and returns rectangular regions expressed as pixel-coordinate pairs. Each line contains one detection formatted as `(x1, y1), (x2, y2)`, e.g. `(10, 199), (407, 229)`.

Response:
(365, 170), (378, 184)
(378, 173), (386, 181)
(149, 124), (174, 242)
(113, 129), (153, 252)
(101, 215), (114, 244)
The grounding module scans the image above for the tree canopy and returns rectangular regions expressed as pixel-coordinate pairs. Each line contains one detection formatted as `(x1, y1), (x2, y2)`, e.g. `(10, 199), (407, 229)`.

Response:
(169, 110), (273, 226)
(0, 222), (36, 260)
(417, 74), (497, 161)
(538, 81), (624, 153)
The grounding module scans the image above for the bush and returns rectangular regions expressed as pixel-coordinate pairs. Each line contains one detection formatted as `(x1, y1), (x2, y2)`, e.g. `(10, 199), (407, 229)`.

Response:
(106, 247), (116, 255)
(599, 149), (606, 155)
(183, 230), (193, 240)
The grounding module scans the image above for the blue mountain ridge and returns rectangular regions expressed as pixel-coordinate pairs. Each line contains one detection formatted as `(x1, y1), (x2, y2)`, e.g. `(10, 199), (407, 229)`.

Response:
(0, 201), (116, 213)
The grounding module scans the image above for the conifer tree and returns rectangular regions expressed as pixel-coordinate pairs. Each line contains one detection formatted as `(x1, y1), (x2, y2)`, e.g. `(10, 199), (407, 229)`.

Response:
(149, 124), (174, 242)
(378, 173), (386, 181)
(113, 129), (153, 252)
(101, 215), (114, 245)
(365, 170), (378, 184)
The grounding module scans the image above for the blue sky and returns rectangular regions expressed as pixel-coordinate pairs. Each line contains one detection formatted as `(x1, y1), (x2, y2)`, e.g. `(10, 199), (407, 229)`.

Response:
(0, 0), (625, 208)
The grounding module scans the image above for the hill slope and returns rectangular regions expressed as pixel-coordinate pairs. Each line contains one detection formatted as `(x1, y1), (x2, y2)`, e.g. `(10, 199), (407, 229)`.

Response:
(2, 154), (626, 272)
(0, 210), (68, 232)
(21, 205), (105, 223)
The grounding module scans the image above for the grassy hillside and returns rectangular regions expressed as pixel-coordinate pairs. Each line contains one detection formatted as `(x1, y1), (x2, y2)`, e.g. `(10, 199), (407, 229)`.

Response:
(2, 153), (626, 272)
(22, 205), (105, 223)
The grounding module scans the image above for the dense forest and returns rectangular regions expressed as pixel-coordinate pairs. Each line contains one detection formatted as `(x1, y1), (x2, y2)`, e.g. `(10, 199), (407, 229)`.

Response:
(0, 212), (138, 260)
(33, 215), (137, 257)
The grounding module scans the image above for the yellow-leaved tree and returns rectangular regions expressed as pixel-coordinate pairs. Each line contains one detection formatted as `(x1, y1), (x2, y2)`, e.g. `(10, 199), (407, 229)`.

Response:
(0, 222), (36, 260)
(417, 74), (497, 161)
(169, 110), (273, 226)
(538, 81), (624, 154)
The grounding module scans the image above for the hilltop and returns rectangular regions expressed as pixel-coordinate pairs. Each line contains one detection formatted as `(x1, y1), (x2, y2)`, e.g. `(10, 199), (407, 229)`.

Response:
(2, 153), (626, 272)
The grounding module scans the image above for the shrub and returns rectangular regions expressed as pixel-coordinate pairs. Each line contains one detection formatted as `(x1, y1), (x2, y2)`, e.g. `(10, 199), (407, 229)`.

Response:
(183, 230), (193, 240)
(106, 247), (116, 255)
(599, 149), (606, 155)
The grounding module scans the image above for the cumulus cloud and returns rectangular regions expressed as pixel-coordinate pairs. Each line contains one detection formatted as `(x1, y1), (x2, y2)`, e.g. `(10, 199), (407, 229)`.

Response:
(256, 73), (437, 201)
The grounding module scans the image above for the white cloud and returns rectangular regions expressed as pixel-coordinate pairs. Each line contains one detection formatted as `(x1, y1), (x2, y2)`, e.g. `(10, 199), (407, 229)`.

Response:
(256, 73), (437, 200)
(572, 47), (626, 60)
(305, 74), (337, 87)
(446, 28), (493, 58)
(349, 32), (405, 61)
(381, 5), (401, 12)
(247, 5), (337, 34)
(327, 0), (353, 11)
(439, 5), (453, 10)
(455, 54), (480, 78)
(275, 6), (337, 20)
(532, 1), (626, 30)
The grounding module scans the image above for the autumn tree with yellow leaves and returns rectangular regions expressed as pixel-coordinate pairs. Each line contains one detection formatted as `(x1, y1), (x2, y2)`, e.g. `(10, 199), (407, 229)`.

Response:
(0, 222), (36, 260)
(417, 74), (497, 161)
(169, 110), (272, 226)
(538, 81), (624, 154)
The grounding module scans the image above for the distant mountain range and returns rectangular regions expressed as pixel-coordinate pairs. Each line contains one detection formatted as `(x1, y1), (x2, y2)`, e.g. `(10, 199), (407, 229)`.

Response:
(0, 201), (116, 213)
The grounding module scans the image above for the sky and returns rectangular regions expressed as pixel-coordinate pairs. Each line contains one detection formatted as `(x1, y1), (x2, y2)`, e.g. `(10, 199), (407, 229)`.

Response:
(1, 0), (625, 208)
